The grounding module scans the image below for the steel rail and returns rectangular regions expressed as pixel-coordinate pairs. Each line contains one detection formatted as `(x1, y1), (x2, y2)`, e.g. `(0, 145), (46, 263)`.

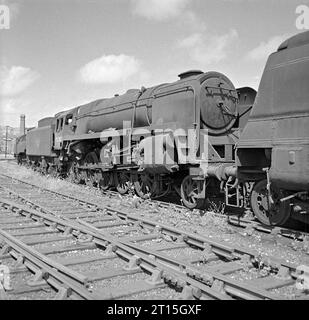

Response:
(103, 190), (309, 241)
(77, 219), (281, 300)
(0, 174), (304, 268)
(228, 216), (308, 241)
(2, 171), (306, 243)
(0, 229), (95, 300)
(0, 197), (298, 300)
(0, 197), (231, 300)
(0, 226), (88, 284)
(0, 174), (307, 298)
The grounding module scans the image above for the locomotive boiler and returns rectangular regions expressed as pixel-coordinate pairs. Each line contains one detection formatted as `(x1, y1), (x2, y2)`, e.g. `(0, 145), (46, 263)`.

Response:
(73, 70), (239, 135)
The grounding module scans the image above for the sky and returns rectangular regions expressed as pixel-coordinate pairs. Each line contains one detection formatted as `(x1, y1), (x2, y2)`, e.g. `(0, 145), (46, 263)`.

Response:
(0, 0), (309, 127)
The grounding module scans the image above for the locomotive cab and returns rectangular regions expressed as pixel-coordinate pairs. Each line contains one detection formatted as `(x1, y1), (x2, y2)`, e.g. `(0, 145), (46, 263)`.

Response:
(54, 108), (78, 150)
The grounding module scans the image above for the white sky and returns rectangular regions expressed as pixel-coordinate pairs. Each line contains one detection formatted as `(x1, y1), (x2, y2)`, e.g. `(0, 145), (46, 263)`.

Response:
(0, 0), (308, 127)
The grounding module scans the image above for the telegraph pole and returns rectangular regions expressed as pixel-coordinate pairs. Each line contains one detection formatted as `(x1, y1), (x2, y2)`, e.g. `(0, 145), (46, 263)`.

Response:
(3, 126), (12, 159)
(5, 126), (8, 158)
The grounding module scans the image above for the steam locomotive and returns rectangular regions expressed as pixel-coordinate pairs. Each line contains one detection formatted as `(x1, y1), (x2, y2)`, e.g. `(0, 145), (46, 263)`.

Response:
(15, 31), (309, 227)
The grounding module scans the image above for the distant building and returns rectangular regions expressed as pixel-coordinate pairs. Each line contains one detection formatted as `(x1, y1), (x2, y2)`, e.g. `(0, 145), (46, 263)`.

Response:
(0, 115), (28, 155)
(0, 126), (20, 155)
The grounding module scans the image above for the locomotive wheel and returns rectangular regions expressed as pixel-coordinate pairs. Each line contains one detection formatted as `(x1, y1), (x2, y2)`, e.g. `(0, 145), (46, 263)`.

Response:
(250, 179), (291, 226)
(84, 152), (99, 164)
(134, 173), (154, 199)
(85, 171), (96, 187)
(79, 170), (88, 185)
(94, 172), (112, 191)
(31, 162), (38, 171)
(83, 152), (99, 187)
(116, 171), (130, 195)
(17, 155), (22, 165)
(180, 175), (205, 210)
(47, 166), (59, 178)
(75, 170), (83, 184)
(67, 164), (80, 183)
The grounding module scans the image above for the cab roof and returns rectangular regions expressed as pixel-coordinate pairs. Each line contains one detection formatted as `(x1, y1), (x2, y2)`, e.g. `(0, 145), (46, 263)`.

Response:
(55, 107), (78, 118)
(278, 31), (309, 51)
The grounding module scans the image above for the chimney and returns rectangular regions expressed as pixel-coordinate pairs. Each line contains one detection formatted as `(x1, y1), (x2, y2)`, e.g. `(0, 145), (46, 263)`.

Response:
(178, 70), (203, 80)
(20, 114), (26, 136)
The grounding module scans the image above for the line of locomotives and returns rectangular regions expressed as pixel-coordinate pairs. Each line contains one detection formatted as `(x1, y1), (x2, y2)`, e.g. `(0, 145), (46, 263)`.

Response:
(15, 31), (309, 227)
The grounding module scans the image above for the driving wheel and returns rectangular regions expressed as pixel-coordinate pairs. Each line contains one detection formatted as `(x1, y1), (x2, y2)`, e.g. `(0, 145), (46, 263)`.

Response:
(134, 172), (154, 199)
(250, 179), (290, 226)
(116, 171), (131, 195)
(180, 175), (206, 210)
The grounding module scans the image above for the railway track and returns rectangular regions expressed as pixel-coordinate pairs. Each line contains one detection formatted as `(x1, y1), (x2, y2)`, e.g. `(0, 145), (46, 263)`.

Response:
(2, 164), (309, 245)
(2, 167), (308, 244)
(0, 171), (306, 259)
(103, 189), (309, 242)
(0, 173), (309, 299)
(0, 198), (188, 300)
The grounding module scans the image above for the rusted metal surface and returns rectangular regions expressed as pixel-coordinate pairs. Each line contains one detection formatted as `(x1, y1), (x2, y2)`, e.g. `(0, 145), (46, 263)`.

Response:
(237, 31), (309, 190)
(236, 31), (309, 226)
(26, 125), (55, 157)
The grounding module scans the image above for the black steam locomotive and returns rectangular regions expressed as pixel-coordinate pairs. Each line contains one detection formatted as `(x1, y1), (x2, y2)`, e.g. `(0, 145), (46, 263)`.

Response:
(15, 31), (309, 227)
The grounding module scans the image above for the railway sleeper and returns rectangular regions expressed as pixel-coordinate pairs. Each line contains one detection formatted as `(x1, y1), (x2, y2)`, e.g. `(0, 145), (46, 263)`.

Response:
(1, 187), (309, 300)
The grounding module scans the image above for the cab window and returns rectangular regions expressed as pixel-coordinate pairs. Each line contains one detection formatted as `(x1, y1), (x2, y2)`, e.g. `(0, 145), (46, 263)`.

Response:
(65, 114), (73, 125)
(56, 118), (64, 132)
